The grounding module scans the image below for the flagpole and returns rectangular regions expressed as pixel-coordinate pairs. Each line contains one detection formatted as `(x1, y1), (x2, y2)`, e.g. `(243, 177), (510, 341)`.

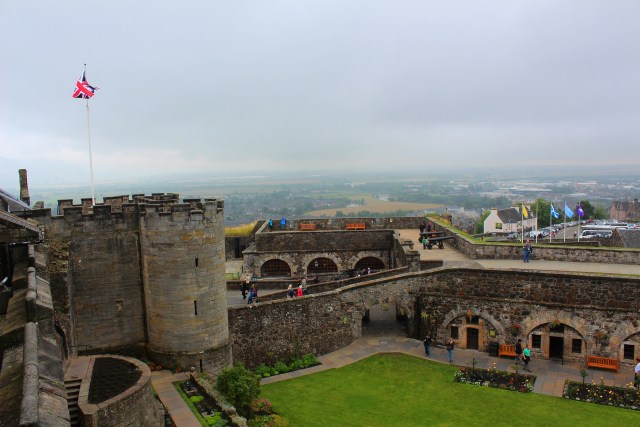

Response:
(549, 200), (552, 243)
(84, 64), (96, 206)
(521, 203), (524, 243)
(563, 202), (566, 243)
(86, 100), (96, 205)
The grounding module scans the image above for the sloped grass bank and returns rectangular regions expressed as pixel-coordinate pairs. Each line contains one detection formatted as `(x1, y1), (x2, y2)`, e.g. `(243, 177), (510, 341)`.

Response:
(262, 353), (638, 427)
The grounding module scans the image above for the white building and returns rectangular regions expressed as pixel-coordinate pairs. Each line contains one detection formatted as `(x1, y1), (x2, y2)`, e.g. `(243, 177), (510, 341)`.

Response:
(483, 206), (537, 234)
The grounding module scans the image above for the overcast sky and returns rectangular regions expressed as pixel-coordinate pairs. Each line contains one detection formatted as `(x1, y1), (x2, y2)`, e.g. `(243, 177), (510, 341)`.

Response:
(1, 1), (639, 191)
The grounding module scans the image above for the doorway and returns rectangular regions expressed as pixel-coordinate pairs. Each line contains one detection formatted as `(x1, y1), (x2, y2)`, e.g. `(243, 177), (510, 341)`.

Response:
(549, 336), (564, 359)
(466, 328), (479, 350)
(361, 304), (407, 337)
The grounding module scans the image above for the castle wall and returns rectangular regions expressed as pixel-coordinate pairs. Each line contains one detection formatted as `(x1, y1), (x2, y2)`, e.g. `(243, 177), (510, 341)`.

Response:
(229, 267), (640, 369)
(34, 205), (146, 352)
(254, 229), (394, 252)
(435, 222), (640, 265)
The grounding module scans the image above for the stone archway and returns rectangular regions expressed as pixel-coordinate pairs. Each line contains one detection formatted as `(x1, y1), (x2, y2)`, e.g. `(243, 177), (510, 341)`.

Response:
(358, 295), (411, 338)
(438, 307), (505, 351)
(520, 310), (589, 361)
(612, 322), (640, 362)
(306, 256), (339, 275)
(260, 259), (292, 277)
(354, 256), (385, 271)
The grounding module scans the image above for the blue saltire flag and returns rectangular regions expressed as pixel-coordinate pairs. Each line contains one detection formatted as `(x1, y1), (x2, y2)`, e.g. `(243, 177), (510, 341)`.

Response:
(564, 203), (574, 218)
(577, 203), (585, 218)
(550, 204), (560, 219)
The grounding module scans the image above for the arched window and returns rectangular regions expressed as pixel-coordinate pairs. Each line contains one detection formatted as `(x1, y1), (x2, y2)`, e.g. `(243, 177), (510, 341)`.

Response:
(354, 257), (385, 271)
(307, 257), (338, 274)
(260, 259), (291, 277)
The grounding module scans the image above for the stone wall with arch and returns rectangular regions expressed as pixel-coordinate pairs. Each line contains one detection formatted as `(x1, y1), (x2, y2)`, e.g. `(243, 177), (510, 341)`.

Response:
(228, 266), (640, 370)
(244, 249), (394, 278)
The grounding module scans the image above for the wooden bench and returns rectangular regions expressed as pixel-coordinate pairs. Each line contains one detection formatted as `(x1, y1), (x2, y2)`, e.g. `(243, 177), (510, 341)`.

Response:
(345, 223), (366, 230)
(586, 355), (618, 372)
(498, 344), (517, 358)
(299, 223), (316, 231)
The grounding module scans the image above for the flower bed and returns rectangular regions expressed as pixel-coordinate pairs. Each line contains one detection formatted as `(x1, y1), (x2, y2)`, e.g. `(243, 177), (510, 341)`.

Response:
(453, 367), (536, 393)
(254, 353), (320, 378)
(563, 380), (640, 410)
(177, 380), (230, 426)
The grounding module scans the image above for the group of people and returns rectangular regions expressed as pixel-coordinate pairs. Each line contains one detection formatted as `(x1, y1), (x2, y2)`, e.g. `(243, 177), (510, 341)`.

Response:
(515, 339), (532, 371)
(419, 221), (434, 234)
(287, 276), (308, 298)
(423, 335), (456, 364)
(423, 336), (533, 370)
(241, 280), (258, 304)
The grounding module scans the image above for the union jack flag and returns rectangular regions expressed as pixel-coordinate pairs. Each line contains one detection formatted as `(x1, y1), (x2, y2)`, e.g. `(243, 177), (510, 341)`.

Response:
(72, 69), (97, 99)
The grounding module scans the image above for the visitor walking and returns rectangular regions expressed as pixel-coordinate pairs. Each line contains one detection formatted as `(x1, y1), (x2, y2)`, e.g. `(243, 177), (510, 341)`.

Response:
(240, 278), (249, 301)
(268, 219), (273, 230)
(634, 357), (640, 388)
(523, 344), (531, 371)
(301, 276), (307, 294)
(286, 284), (294, 299)
(297, 284), (304, 297)
(247, 285), (258, 304)
(280, 217), (286, 230)
(523, 239), (532, 263)
(446, 338), (455, 364)
(515, 339), (523, 366)
(423, 334), (432, 357)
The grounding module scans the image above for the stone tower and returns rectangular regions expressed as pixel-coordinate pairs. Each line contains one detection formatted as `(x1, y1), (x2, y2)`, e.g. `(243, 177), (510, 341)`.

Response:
(140, 197), (231, 372)
(32, 194), (232, 374)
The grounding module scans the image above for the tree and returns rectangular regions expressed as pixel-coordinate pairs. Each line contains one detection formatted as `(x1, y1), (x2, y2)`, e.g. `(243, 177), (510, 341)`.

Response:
(531, 199), (552, 228)
(216, 363), (260, 415)
(578, 200), (595, 219)
(593, 205), (608, 220)
(474, 210), (491, 235)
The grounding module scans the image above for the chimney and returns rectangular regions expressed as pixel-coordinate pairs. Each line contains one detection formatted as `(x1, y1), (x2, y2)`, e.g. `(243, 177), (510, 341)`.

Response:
(18, 169), (30, 206)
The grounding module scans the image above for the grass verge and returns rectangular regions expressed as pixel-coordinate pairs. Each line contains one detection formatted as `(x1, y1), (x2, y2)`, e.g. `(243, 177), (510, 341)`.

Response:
(261, 353), (638, 427)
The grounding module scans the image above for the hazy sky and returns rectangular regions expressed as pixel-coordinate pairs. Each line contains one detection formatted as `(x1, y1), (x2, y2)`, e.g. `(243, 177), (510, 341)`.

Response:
(1, 1), (639, 190)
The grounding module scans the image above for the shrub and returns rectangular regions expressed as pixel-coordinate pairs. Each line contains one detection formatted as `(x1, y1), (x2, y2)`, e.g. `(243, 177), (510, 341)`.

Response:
(204, 412), (229, 426)
(190, 395), (204, 403)
(255, 364), (271, 377)
(248, 414), (290, 427)
(301, 353), (319, 367)
(216, 363), (261, 414)
(273, 361), (289, 374)
(249, 398), (273, 416)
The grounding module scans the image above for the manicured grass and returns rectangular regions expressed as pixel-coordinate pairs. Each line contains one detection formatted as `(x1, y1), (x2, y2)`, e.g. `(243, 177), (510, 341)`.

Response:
(261, 354), (638, 427)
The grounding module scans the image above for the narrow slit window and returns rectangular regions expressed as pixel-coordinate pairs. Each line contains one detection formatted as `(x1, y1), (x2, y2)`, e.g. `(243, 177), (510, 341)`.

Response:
(194, 300), (198, 315)
(195, 257), (199, 267)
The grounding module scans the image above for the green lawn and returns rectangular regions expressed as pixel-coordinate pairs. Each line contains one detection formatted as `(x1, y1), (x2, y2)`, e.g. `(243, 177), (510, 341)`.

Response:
(261, 353), (639, 427)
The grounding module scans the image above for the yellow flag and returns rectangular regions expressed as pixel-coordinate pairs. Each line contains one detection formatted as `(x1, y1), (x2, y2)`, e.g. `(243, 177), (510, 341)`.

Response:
(522, 203), (529, 218)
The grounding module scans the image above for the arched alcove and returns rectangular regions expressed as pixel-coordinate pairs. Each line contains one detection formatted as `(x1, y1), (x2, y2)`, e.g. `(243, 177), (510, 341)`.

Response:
(354, 256), (385, 271)
(307, 257), (338, 275)
(260, 259), (291, 277)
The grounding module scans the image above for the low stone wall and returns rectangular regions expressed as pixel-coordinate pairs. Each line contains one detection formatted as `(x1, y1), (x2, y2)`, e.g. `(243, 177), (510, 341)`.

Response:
(78, 356), (163, 427)
(433, 221), (640, 265)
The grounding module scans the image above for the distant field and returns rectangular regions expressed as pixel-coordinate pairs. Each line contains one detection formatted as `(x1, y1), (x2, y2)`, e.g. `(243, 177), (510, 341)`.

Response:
(307, 195), (441, 216)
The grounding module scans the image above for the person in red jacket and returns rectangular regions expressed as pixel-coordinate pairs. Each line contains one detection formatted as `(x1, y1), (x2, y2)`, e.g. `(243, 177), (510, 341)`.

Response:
(297, 284), (304, 297)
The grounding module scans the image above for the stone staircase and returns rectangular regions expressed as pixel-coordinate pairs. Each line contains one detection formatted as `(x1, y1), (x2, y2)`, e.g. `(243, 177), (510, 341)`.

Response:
(64, 378), (82, 426)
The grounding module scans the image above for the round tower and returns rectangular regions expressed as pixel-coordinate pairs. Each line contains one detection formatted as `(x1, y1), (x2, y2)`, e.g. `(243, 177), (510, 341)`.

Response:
(139, 198), (231, 373)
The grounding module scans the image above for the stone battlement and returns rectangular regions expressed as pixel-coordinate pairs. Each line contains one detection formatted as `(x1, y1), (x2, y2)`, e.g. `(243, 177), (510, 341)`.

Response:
(29, 194), (224, 227)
